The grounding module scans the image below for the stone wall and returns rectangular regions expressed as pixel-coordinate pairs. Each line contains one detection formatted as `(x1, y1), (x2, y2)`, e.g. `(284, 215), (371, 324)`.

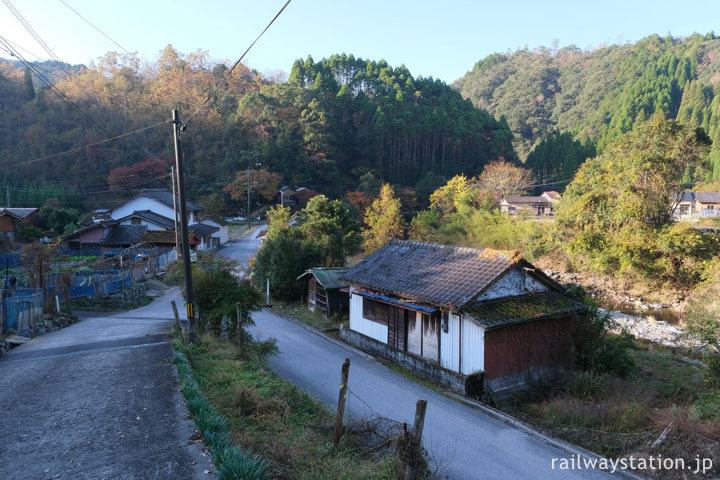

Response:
(72, 283), (148, 311)
(340, 326), (468, 394)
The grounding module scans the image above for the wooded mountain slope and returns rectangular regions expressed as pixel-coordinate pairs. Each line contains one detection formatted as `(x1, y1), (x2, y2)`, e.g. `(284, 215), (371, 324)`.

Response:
(454, 32), (720, 178)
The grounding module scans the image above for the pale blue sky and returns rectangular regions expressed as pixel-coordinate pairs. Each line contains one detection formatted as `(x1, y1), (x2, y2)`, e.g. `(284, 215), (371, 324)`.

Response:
(2, 0), (720, 83)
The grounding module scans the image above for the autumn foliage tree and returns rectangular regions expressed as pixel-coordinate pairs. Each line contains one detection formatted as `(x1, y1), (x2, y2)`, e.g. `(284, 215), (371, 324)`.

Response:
(223, 169), (282, 204)
(107, 158), (173, 190)
(475, 160), (535, 199)
(363, 184), (405, 254)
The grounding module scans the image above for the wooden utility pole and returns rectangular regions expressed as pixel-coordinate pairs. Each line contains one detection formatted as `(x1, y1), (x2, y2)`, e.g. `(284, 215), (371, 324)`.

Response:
(404, 399), (428, 480)
(333, 358), (350, 448)
(171, 166), (180, 255)
(172, 109), (196, 343)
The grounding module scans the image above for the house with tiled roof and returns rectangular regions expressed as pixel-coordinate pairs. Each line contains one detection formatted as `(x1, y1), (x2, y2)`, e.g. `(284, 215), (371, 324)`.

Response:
(673, 192), (720, 220)
(499, 191), (560, 217)
(341, 240), (586, 395)
(107, 188), (202, 225)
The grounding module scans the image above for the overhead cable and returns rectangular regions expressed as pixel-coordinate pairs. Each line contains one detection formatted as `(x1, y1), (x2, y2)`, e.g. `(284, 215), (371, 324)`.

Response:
(58, 0), (129, 54)
(183, 0), (293, 128)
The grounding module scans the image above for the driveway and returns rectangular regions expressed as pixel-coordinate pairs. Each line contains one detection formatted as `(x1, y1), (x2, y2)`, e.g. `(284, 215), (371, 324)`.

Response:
(0, 287), (211, 480)
(249, 311), (617, 480)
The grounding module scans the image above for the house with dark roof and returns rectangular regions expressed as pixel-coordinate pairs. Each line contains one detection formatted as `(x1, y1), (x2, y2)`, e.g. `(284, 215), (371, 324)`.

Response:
(673, 192), (720, 220)
(297, 267), (350, 318)
(341, 240), (585, 395)
(0, 208), (39, 243)
(107, 188), (202, 225)
(499, 191), (560, 217)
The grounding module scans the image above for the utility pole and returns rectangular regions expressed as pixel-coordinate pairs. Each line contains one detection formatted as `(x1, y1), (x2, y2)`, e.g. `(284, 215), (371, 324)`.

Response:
(171, 166), (180, 255)
(172, 109), (196, 343)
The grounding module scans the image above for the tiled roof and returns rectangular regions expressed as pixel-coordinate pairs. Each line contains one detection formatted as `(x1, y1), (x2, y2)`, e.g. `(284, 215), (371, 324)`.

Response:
(343, 240), (517, 309)
(119, 210), (176, 229)
(141, 189), (203, 211)
(467, 291), (588, 330)
(101, 225), (147, 246)
(3, 208), (37, 218)
(503, 196), (551, 204)
(298, 267), (350, 290)
(143, 230), (178, 245)
(696, 192), (720, 203)
(189, 223), (219, 237)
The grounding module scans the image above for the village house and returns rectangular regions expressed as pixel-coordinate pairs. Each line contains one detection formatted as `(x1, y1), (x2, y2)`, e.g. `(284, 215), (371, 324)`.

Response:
(341, 240), (586, 395)
(673, 192), (720, 220)
(499, 191), (560, 217)
(103, 188), (203, 225)
(0, 208), (39, 243)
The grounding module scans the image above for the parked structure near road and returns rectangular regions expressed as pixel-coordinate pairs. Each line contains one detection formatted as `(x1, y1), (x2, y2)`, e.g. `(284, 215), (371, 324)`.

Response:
(499, 191), (560, 217)
(341, 240), (586, 395)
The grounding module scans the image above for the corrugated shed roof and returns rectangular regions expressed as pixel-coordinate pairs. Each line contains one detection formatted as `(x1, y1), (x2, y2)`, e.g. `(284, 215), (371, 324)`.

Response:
(467, 291), (588, 330)
(343, 240), (517, 309)
(101, 225), (147, 246)
(301, 267), (350, 290)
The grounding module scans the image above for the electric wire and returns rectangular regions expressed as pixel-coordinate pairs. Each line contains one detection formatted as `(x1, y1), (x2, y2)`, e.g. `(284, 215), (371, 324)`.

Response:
(1, 0), (59, 61)
(0, 38), (113, 137)
(182, 0), (293, 128)
(5, 120), (170, 168)
(58, 0), (129, 54)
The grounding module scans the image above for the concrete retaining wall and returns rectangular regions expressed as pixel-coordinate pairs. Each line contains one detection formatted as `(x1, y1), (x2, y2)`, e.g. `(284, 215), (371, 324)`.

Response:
(340, 327), (468, 394)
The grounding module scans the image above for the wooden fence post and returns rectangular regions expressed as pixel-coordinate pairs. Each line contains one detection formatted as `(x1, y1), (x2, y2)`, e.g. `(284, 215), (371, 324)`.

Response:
(404, 399), (428, 480)
(171, 300), (186, 346)
(333, 358), (351, 448)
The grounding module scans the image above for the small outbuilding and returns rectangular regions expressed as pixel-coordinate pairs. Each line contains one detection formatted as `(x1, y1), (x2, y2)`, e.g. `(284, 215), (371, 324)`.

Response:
(297, 267), (350, 319)
(341, 240), (586, 395)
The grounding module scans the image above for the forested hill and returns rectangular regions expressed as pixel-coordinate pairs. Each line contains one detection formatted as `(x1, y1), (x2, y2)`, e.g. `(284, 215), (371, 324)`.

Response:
(454, 33), (720, 171)
(0, 50), (515, 211)
(240, 54), (516, 189)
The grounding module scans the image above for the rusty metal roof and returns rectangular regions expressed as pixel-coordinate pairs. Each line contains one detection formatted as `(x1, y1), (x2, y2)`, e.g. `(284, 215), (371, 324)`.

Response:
(467, 291), (588, 330)
(101, 225), (147, 246)
(297, 267), (349, 290)
(343, 240), (518, 309)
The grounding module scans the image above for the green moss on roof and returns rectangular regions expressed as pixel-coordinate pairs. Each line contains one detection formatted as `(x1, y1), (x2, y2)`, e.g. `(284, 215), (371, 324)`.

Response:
(468, 291), (587, 330)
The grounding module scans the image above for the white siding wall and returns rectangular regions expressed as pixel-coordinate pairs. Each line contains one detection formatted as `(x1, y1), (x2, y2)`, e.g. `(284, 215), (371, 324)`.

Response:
(111, 197), (197, 224)
(348, 289), (387, 343)
(477, 268), (549, 302)
(461, 316), (484, 375)
(440, 313), (461, 372)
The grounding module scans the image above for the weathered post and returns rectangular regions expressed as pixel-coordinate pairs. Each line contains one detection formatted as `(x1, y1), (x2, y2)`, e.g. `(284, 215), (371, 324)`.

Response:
(404, 399), (428, 480)
(333, 358), (350, 448)
(171, 300), (186, 346)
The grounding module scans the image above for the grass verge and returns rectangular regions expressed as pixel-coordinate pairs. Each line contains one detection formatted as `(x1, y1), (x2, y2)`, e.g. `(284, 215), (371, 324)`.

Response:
(175, 333), (395, 479)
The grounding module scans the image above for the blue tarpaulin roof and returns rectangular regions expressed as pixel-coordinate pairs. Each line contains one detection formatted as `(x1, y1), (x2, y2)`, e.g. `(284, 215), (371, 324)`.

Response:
(355, 289), (438, 314)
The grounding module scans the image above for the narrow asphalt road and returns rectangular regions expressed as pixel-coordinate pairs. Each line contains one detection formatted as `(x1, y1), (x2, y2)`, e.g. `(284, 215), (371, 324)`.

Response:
(249, 311), (616, 480)
(0, 287), (211, 480)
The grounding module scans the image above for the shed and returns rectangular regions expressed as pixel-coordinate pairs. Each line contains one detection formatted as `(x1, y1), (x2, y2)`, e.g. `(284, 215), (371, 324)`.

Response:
(297, 267), (350, 318)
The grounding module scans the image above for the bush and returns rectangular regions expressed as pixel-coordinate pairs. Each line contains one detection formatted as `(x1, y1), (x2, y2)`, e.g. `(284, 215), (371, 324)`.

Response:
(574, 304), (635, 376)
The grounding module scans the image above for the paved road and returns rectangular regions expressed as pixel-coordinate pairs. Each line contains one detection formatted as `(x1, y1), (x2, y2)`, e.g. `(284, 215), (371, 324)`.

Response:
(0, 288), (210, 480)
(217, 225), (265, 268)
(249, 311), (616, 480)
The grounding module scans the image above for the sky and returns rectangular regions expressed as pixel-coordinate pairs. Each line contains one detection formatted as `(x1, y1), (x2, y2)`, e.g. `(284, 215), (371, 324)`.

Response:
(2, 0), (720, 84)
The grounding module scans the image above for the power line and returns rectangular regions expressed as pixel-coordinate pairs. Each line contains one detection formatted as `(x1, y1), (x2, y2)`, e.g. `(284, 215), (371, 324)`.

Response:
(183, 0), (293, 128)
(5, 120), (170, 168)
(1, 0), (59, 61)
(58, 0), (129, 54)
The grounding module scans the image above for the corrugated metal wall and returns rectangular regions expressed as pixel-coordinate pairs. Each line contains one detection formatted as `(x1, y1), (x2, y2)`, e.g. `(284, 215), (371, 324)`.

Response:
(460, 316), (484, 375)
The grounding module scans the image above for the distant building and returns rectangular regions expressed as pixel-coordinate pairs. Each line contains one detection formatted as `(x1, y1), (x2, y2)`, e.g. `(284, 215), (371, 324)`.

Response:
(499, 192), (560, 217)
(674, 192), (720, 220)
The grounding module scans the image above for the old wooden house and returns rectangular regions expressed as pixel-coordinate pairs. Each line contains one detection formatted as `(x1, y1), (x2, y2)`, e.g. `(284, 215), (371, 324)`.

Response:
(341, 240), (586, 394)
(297, 267), (349, 318)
